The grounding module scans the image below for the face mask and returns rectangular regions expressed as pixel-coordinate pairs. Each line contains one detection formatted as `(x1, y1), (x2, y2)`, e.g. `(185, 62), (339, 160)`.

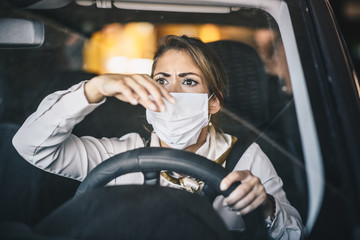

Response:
(146, 92), (212, 149)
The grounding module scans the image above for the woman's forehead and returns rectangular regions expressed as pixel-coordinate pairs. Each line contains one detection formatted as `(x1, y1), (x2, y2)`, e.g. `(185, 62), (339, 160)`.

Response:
(154, 50), (202, 75)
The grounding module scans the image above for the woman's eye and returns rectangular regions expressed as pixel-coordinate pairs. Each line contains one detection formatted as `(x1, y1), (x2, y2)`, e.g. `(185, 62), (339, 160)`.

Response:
(182, 79), (198, 86)
(155, 78), (168, 85)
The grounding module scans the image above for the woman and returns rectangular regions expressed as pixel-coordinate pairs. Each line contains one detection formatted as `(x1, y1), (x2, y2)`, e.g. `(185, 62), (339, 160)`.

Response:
(13, 35), (304, 239)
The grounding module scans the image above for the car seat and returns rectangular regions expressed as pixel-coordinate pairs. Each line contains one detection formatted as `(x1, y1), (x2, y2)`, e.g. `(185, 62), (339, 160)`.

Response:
(0, 69), (80, 227)
(208, 40), (269, 130)
(208, 40), (308, 223)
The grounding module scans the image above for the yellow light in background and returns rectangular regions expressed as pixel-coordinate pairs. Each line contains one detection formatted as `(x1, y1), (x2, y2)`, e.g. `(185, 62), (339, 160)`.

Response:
(83, 31), (104, 74)
(121, 22), (155, 59)
(83, 22), (252, 75)
(219, 26), (255, 46)
(155, 23), (221, 43)
(156, 24), (200, 38)
(83, 22), (155, 74)
(199, 24), (220, 43)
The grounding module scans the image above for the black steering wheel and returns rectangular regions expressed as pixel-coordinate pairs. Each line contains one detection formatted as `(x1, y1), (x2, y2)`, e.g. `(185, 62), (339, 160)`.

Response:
(36, 148), (268, 240)
(74, 147), (268, 239)
(75, 147), (239, 200)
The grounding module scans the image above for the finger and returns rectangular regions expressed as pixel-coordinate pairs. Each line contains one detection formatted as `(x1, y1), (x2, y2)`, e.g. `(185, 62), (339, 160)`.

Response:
(142, 74), (175, 104)
(228, 186), (257, 210)
(114, 92), (139, 105)
(155, 81), (176, 104)
(230, 183), (265, 211)
(222, 173), (261, 206)
(134, 75), (166, 111)
(223, 181), (254, 207)
(124, 77), (158, 111)
(236, 191), (267, 216)
(220, 170), (250, 191)
(112, 81), (139, 105)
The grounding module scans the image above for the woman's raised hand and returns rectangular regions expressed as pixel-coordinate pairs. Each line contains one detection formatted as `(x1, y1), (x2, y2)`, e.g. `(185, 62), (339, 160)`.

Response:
(84, 74), (175, 112)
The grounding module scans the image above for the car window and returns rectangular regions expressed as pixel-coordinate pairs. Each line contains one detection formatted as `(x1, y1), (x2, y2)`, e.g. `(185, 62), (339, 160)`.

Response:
(0, 0), (324, 235)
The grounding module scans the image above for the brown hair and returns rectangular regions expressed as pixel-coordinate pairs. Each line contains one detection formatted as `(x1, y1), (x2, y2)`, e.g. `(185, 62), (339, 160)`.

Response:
(151, 35), (228, 130)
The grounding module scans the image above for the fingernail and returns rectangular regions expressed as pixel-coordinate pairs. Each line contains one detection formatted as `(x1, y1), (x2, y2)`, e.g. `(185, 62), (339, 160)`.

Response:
(220, 182), (227, 191)
(169, 97), (176, 104)
(236, 211), (242, 215)
(222, 201), (228, 207)
(130, 99), (138, 105)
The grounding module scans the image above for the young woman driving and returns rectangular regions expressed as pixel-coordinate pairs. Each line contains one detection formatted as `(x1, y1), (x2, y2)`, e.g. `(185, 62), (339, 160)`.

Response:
(13, 35), (304, 239)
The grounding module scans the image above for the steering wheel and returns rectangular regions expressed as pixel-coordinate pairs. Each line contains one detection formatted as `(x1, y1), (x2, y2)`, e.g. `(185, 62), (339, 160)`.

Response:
(75, 147), (239, 200)
(72, 147), (268, 239)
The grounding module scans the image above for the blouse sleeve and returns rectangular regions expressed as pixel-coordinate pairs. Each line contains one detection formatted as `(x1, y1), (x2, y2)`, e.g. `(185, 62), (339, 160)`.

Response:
(12, 81), (145, 181)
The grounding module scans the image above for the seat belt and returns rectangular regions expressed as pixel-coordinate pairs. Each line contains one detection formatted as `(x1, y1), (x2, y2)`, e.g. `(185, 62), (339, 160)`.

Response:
(224, 136), (269, 240)
(225, 136), (255, 171)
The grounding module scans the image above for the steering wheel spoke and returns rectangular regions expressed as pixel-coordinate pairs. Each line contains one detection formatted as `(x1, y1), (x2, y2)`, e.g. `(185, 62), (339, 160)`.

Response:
(199, 183), (218, 202)
(143, 171), (160, 186)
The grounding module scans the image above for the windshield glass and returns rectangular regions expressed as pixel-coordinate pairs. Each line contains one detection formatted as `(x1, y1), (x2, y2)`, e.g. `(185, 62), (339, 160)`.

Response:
(0, 1), (313, 237)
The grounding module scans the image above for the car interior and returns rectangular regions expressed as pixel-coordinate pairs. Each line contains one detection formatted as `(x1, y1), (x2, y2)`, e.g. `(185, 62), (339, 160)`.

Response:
(0, 1), (309, 239)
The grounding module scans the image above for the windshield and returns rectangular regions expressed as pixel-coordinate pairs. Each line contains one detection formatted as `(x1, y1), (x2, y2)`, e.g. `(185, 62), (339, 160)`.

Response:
(1, 0), (320, 237)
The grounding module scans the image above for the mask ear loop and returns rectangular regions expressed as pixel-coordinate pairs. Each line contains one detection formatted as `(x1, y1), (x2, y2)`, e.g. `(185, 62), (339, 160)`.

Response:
(208, 93), (214, 126)
(208, 93), (214, 100)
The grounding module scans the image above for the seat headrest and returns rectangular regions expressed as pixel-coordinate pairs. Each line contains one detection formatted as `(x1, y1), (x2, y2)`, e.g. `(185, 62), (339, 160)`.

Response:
(207, 40), (269, 128)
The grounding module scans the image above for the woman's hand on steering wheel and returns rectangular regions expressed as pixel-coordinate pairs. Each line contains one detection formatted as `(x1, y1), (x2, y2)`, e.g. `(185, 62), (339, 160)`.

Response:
(220, 170), (274, 218)
(85, 74), (175, 112)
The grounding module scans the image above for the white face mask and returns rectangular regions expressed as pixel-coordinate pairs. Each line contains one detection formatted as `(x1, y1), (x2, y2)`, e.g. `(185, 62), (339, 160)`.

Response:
(146, 92), (212, 149)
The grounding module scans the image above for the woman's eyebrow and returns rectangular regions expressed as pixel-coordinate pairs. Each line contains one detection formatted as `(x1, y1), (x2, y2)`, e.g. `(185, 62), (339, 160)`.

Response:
(178, 72), (200, 77)
(153, 72), (200, 78)
(153, 72), (171, 77)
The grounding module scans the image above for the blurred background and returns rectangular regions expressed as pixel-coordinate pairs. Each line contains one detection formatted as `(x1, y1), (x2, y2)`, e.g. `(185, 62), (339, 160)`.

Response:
(59, 0), (360, 77)
(81, 0), (360, 80)
(330, 0), (360, 75)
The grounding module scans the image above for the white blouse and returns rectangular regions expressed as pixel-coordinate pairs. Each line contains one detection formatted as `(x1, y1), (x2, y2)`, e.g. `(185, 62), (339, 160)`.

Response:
(13, 81), (304, 239)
